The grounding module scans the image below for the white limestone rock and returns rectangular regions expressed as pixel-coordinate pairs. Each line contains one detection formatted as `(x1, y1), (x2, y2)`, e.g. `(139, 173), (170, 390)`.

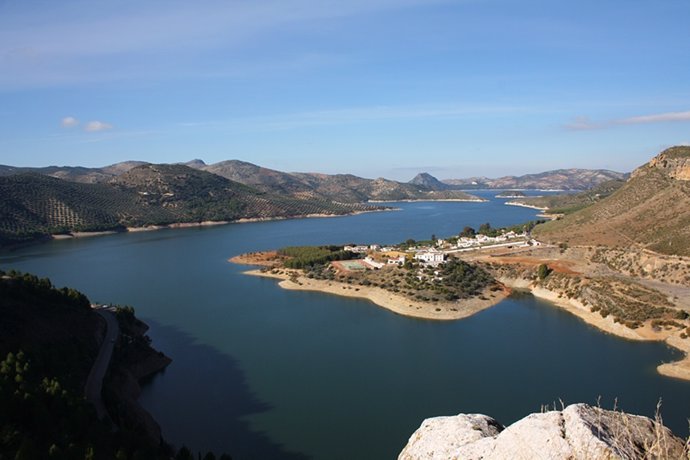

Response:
(398, 413), (503, 460)
(399, 403), (686, 460)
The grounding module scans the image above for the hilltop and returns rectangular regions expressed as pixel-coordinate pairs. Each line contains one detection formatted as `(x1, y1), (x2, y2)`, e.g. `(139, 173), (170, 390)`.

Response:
(0, 161), (148, 184)
(0, 164), (382, 247)
(408, 172), (451, 191)
(533, 146), (690, 256)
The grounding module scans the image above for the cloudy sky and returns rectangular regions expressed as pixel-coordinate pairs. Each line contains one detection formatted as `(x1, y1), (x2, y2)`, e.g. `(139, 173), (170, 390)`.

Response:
(1, 0), (688, 179)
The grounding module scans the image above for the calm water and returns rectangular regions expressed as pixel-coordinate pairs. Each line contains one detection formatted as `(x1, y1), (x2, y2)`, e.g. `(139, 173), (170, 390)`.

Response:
(2, 193), (689, 459)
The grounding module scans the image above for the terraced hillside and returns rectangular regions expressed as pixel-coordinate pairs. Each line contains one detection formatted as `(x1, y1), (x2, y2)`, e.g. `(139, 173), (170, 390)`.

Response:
(0, 165), (383, 246)
(0, 161), (148, 183)
(533, 146), (690, 256)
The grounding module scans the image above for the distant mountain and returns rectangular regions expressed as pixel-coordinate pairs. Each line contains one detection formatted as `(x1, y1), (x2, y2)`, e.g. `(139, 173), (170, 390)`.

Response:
(408, 172), (450, 191)
(533, 146), (690, 256)
(190, 160), (482, 202)
(0, 164), (382, 246)
(443, 169), (628, 190)
(0, 161), (148, 184)
(509, 179), (625, 214)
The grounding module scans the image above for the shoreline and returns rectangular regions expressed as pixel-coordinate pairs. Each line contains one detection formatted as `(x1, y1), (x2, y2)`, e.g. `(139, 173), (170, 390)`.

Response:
(29, 209), (390, 244)
(231, 253), (690, 381)
(498, 277), (690, 381)
(504, 201), (548, 211)
(242, 268), (510, 321)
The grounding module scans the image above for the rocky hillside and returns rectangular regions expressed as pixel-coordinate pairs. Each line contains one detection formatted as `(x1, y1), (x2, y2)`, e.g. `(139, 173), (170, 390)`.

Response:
(533, 146), (690, 256)
(0, 164), (383, 246)
(399, 403), (685, 459)
(443, 168), (627, 190)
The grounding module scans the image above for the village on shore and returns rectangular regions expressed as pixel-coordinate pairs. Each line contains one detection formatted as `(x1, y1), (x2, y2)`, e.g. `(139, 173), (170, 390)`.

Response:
(340, 225), (541, 271)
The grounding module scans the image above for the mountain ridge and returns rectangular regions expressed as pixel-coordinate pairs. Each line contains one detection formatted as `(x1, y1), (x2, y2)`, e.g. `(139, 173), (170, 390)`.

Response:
(0, 164), (383, 247)
(442, 168), (627, 190)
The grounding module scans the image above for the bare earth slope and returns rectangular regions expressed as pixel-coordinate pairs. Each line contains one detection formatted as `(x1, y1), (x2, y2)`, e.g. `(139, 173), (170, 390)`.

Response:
(533, 146), (690, 256)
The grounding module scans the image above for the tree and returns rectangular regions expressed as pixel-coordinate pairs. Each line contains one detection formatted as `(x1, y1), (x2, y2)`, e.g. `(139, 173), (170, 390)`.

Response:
(537, 264), (552, 280)
(460, 226), (476, 238)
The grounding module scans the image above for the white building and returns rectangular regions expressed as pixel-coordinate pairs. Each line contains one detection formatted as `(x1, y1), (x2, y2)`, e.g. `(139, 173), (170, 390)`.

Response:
(363, 257), (385, 269)
(414, 248), (446, 265)
(387, 255), (406, 265)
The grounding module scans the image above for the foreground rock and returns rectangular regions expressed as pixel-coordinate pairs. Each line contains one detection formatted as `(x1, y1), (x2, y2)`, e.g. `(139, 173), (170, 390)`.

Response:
(399, 404), (686, 459)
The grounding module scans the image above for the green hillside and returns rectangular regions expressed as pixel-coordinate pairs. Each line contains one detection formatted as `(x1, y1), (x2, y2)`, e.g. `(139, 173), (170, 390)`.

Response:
(0, 165), (383, 246)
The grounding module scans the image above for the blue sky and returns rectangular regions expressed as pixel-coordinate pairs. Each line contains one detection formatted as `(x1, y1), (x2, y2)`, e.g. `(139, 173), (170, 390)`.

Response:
(1, 0), (688, 180)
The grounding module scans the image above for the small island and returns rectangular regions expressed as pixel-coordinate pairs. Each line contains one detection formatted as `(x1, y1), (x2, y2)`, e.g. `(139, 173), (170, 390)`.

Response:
(495, 190), (528, 198)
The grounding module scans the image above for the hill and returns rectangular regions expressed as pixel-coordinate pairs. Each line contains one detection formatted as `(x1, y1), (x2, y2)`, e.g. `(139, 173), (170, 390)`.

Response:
(189, 159), (316, 196)
(533, 146), (690, 256)
(291, 172), (481, 202)
(0, 270), (173, 458)
(189, 160), (481, 202)
(443, 168), (627, 190)
(0, 165), (382, 246)
(0, 161), (148, 184)
(408, 172), (451, 191)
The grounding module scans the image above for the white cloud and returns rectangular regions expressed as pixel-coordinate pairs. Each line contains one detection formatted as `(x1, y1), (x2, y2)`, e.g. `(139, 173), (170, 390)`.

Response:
(617, 111), (690, 125)
(565, 110), (690, 131)
(84, 120), (113, 132)
(563, 116), (601, 131)
(61, 116), (79, 128)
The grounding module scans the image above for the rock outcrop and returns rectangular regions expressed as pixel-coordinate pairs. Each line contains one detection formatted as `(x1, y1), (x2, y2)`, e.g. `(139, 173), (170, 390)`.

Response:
(634, 146), (690, 181)
(399, 403), (686, 460)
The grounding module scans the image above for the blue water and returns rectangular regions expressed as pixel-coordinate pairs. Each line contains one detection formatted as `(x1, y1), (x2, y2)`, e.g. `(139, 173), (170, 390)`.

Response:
(1, 194), (688, 459)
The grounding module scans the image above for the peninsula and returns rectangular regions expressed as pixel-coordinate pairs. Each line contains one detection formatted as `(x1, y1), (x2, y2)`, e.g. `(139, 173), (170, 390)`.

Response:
(230, 222), (541, 320)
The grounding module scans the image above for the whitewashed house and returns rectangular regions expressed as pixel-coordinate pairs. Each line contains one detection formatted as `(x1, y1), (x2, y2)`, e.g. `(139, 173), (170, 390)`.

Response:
(414, 248), (446, 265)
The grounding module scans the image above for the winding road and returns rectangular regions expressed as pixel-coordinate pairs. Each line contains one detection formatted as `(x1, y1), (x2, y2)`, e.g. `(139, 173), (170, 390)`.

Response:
(84, 307), (119, 420)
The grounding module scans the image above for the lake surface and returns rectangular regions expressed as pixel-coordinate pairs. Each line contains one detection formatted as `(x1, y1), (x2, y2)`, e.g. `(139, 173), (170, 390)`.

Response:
(2, 191), (689, 459)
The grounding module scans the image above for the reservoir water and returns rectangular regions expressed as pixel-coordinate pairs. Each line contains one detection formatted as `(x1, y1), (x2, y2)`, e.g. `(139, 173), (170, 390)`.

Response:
(1, 192), (689, 459)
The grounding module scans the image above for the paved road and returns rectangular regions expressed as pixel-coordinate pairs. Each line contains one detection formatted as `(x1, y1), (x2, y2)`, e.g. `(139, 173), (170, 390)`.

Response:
(84, 308), (119, 420)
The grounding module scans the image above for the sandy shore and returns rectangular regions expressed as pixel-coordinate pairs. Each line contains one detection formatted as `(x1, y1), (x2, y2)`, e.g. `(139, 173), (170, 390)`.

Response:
(499, 277), (690, 381)
(243, 268), (509, 321)
(231, 251), (690, 381)
(52, 230), (121, 239)
(46, 209), (389, 242)
(504, 201), (547, 211)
